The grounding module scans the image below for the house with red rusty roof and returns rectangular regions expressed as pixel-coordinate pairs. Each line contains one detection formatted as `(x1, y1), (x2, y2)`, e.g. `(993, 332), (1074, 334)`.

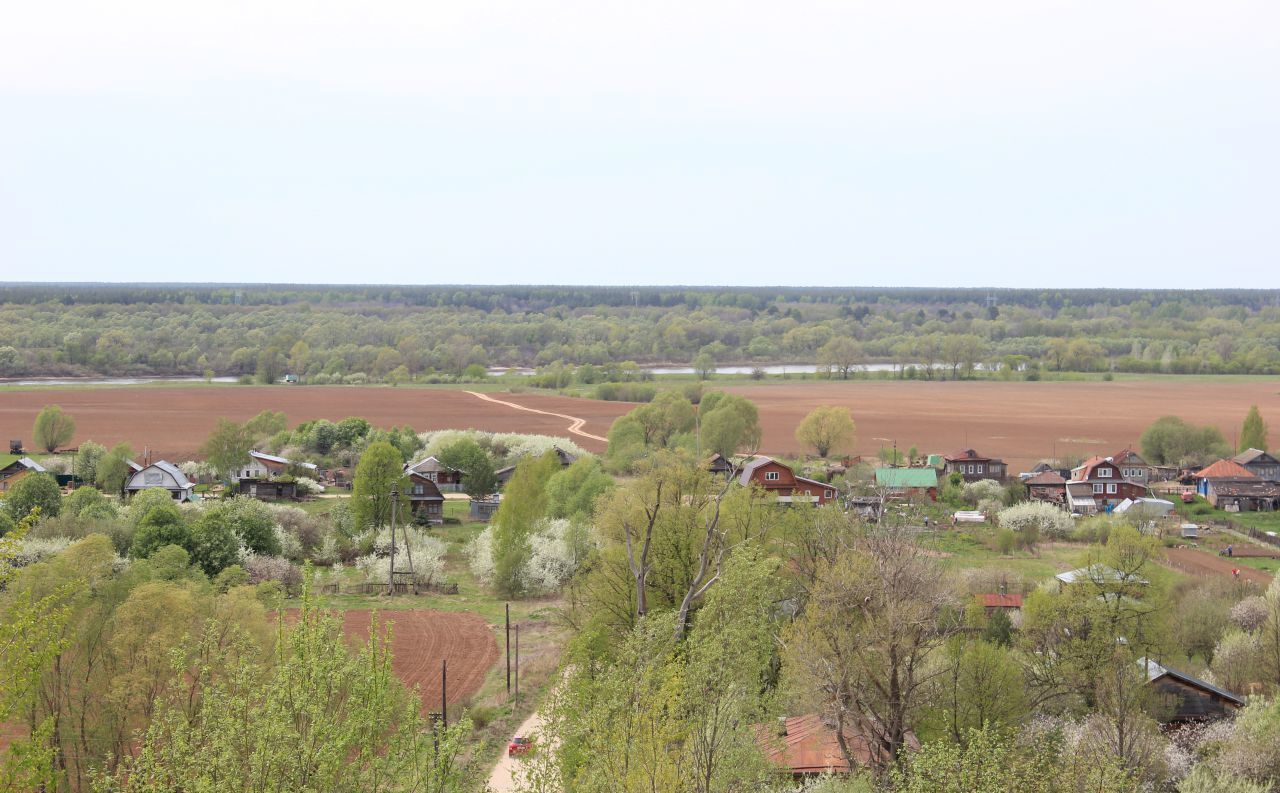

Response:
(1023, 470), (1067, 505)
(1069, 456), (1149, 511)
(942, 449), (1007, 482)
(738, 456), (837, 505)
(752, 713), (917, 778)
(1192, 459), (1280, 511)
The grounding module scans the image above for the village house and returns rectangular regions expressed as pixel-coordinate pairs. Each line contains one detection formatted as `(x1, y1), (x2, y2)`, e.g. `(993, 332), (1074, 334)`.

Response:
(873, 467), (939, 501)
(752, 713), (917, 778)
(1193, 459), (1280, 511)
(1023, 470), (1067, 505)
(237, 478), (298, 501)
(1232, 448), (1280, 482)
(125, 461), (196, 502)
(1138, 657), (1244, 726)
(0, 457), (46, 493)
(738, 456), (837, 505)
(405, 471), (445, 524)
(237, 450), (320, 482)
(705, 452), (737, 477)
(495, 446), (578, 489)
(404, 455), (466, 492)
(1068, 456), (1150, 511)
(1110, 448), (1152, 486)
(942, 449), (1007, 482)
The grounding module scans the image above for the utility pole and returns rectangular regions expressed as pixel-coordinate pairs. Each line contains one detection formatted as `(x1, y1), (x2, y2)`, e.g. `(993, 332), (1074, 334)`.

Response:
(442, 659), (448, 728)
(514, 623), (520, 699)
(505, 603), (511, 695)
(387, 487), (398, 596)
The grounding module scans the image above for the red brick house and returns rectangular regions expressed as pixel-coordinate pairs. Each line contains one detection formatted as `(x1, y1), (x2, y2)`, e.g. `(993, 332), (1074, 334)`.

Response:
(943, 449), (1007, 482)
(738, 456), (837, 505)
(1069, 456), (1150, 510)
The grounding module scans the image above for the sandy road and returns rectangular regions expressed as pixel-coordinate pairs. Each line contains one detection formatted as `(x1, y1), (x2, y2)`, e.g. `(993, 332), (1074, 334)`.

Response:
(486, 707), (545, 792)
(464, 391), (609, 443)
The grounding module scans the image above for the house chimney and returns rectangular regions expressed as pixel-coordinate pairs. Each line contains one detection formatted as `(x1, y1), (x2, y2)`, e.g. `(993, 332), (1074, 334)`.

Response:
(777, 717), (788, 736)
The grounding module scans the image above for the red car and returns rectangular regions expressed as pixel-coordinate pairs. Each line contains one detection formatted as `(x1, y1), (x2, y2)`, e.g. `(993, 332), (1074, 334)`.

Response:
(508, 736), (533, 757)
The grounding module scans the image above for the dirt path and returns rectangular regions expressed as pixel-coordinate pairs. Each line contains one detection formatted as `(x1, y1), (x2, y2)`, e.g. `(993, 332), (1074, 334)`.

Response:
(1164, 548), (1274, 587)
(486, 707), (545, 792)
(464, 391), (609, 444)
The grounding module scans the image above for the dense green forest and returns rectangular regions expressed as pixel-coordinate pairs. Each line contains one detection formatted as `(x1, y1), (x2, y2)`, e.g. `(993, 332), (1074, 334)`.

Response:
(2, 284), (1280, 380)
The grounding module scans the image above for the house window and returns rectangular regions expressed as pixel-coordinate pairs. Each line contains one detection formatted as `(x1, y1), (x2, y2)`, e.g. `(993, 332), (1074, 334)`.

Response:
(412, 485), (424, 495)
(977, 464), (984, 473)
(804, 489), (811, 495)
(426, 472), (437, 482)
(765, 471), (780, 481)
(1093, 484), (1104, 494)
(967, 464), (975, 474)
(1107, 483), (1117, 494)
(825, 490), (834, 499)
(1099, 468), (1112, 478)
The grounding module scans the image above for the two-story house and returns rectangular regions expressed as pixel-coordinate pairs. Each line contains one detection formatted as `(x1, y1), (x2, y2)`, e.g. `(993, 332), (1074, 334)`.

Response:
(237, 450), (320, 482)
(738, 456), (836, 505)
(405, 456), (466, 492)
(405, 472), (446, 523)
(1068, 456), (1149, 510)
(1111, 448), (1152, 487)
(943, 449), (1007, 482)
(1232, 449), (1280, 482)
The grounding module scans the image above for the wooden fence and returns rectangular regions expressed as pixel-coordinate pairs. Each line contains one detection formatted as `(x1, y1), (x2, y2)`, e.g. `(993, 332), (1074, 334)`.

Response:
(318, 581), (460, 596)
(1225, 520), (1280, 550)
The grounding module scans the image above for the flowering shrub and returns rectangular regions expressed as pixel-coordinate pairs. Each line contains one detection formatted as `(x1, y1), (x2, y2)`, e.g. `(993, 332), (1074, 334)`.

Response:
(998, 501), (1074, 538)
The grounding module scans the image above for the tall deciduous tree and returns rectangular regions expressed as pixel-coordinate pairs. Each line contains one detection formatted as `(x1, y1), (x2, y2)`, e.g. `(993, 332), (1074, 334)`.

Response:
(2, 472), (62, 521)
(32, 404), (76, 453)
(818, 336), (863, 379)
(491, 451), (561, 596)
(698, 392), (761, 458)
(96, 442), (136, 496)
(1240, 405), (1269, 452)
(795, 405), (856, 458)
(73, 440), (107, 484)
(200, 418), (253, 481)
(783, 533), (958, 773)
(351, 441), (409, 532)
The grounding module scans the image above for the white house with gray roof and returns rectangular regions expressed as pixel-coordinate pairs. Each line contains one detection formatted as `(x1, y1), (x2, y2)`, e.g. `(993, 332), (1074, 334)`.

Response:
(125, 461), (196, 502)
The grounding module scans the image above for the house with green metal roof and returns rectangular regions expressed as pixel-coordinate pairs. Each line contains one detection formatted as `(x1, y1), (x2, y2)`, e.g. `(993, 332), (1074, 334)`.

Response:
(873, 467), (938, 501)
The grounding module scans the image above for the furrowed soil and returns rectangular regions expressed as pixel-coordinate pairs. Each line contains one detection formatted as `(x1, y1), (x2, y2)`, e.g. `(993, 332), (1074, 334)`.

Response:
(1164, 547), (1274, 587)
(2, 379), (1277, 471)
(0, 386), (625, 459)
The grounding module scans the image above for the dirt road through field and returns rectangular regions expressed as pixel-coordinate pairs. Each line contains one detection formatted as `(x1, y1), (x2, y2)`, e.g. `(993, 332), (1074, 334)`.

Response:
(465, 390), (609, 443)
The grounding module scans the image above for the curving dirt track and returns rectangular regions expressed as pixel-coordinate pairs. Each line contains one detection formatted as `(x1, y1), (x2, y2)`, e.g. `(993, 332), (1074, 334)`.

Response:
(0, 386), (625, 459)
(1164, 548), (1274, 587)
(465, 390), (608, 443)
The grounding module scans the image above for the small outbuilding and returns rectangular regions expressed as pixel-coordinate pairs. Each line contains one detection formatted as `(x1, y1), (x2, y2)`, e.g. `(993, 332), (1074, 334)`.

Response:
(1138, 657), (1244, 725)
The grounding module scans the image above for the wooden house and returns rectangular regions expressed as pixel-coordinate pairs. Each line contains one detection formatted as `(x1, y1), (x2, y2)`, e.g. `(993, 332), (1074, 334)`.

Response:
(943, 449), (1007, 482)
(405, 456), (466, 492)
(237, 450), (320, 482)
(1069, 456), (1150, 510)
(0, 457), (46, 494)
(1138, 658), (1244, 725)
(1191, 459), (1280, 510)
(706, 453), (736, 477)
(1232, 449), (1280, 482)
(406, 472), (445, 524)
(977, 593), (1024, 614)
(1024, 470), (1067, 504)
(873, 467), (938, 501)
(1111, 448), (1153, 487)
(738, 456), (837, 505)
(125, 461), (196, 502)
(495, 446), (578, 489)
(752, 714), (917, 778)
(237, 478), (298, 501)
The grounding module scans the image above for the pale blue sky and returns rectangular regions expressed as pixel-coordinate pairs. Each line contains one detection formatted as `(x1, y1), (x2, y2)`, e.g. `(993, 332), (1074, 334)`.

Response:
(1, 1), (1276, 287)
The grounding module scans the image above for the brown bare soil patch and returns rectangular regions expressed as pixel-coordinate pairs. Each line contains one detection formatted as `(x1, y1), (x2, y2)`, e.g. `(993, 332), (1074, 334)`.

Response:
(722, 380), (1280, 471)
(0, 387), (625, 460)
(283, 609), (499, 713)
(1164, 547), (1274, 587)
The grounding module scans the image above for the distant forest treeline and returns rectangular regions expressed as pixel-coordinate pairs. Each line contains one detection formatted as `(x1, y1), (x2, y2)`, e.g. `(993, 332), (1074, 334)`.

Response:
(2, 284), (1279, 380)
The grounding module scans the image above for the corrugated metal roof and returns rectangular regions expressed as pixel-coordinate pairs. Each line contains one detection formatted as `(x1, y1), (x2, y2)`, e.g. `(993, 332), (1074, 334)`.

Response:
(874, 468), (937, 488)
(1193, 459), (1256, 480)
(1137, 657), (1244, 706)
(979, 593), (1024, 608)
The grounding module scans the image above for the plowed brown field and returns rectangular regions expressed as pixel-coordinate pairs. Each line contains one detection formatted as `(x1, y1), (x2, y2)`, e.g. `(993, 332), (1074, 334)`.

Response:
(285, 608), (499, 713)
(0, 386), (626, 459)
(2, 379), (1277, 471)
(1164, 548), (1274, 587)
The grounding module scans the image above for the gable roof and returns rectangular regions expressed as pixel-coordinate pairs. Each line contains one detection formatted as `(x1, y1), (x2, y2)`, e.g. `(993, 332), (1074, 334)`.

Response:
(1024, 470), (1066, 486)
(1193, 459), (1257, 480)
(874, 467), (938, 489)
(945, 448), (1002, 463)
(1137, 657), (1244, 706)
(1209, 480), (1280, 498)
(407, 455), (461, 475)
(752, 714), (910, 774)
(1112, 448), (1149, 465)
(739, 456), (785, 486)
(1233, 448), (1280, 467)
(10, 457), (46, 473)
(794, 476), (834, 491)
(130, 460), (194, 489)
(978, 593), (1024, 609)
(250, 450), (319, 471)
